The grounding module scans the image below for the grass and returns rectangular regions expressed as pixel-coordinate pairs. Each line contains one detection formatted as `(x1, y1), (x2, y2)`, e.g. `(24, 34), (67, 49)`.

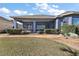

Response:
(0, 37), (78, 56)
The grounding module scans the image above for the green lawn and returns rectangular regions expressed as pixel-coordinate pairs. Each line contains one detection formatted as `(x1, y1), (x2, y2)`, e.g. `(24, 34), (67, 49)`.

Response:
(0, 37), (78, 56)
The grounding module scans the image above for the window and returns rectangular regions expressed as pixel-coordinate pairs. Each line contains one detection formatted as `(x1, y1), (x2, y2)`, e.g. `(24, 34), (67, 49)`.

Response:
(72, 18), (79, 25)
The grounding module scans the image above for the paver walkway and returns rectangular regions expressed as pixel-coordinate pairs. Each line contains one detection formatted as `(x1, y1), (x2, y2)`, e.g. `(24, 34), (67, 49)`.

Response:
(0, 34), (79, 50)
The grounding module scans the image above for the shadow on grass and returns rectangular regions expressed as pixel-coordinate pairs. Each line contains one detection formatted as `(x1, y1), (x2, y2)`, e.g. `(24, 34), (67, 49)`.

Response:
(60, 47), (78, 56)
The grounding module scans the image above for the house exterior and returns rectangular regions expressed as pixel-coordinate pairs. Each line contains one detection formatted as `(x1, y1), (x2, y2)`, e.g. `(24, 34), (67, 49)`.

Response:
(11, 11), (79, 33)
(11, 15), (56, 33)
(56, 11), (79, 29)
(0, 16), (13, 32)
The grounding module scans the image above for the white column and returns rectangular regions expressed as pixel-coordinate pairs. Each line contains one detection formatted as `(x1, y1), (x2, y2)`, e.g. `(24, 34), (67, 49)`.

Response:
(33, 21), (36, 33)
(68, 17), (72, 25)
(13, 20), (17, 29)
(55, 19), (59, 29)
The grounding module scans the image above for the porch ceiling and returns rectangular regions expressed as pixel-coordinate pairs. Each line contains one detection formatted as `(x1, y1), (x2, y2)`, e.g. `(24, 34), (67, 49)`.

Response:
(14, 18), (55, 22)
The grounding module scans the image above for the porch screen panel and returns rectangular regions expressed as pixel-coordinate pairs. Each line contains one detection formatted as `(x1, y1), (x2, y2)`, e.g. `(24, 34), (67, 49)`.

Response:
(36, 22), (47, 30)
(37, 25), (45, 29)
(23, 22), (33, 30)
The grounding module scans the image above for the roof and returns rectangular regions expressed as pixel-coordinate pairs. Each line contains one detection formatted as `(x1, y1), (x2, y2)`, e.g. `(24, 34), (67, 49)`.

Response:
(0, 16), (12, 23)
(10, 11), (79, 20)
(58, 11), (79, 17)
(0, 16), (7, 20)
(0, 16), (13, 30)
(10, 15), (56, 19)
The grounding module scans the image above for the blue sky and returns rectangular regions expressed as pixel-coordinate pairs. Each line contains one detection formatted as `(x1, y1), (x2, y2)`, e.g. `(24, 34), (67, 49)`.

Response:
(0, 3), (79, 19)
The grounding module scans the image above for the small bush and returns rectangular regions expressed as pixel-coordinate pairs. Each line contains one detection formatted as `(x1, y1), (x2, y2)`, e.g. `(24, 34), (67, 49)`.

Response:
(61, 24), (76, 35)
(37, 29), (44, 34)
(7, 29), (22, 34)
(0, 29), (8, 34)
(45, 29), (60, 34)
(21, 30), (31, 34)
(75, 26), (79, 35)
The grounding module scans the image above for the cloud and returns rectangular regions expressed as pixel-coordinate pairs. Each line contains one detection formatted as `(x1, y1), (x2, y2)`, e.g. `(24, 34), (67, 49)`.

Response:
(52, 5), (59, 8)
(14, 10), (34, 15)
(34, 3), (65, 15)
(28, 13), (34, 15)
(14, 10), (28, 15)
(34, 3), (49, 13)
(0, 7), (11, 14)
(34, 3), (50, 12)
(48, 9), (65, 15)
(35, 3), (49, 10)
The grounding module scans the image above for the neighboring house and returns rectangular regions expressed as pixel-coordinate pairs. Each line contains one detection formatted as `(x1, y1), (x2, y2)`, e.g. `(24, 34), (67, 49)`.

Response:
(11, 11), (79, 33)
(0, 16), (12, 32)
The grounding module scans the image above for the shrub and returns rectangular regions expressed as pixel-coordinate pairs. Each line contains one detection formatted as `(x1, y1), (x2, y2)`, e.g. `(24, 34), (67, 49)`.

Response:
(0, 29), (8, 34)
(21, 30), (31, 34)
(61, 24), (76, 35)
(7, 29), (22, 34)
(37, 29), (44, 34)
(75, 26), (79, 35)
(45, 29), (60, 34)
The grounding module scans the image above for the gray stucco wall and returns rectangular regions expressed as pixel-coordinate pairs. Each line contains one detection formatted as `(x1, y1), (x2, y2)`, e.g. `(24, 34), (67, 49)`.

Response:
(61, 16), (79, 26)
(55, 16), (72, 30)
(62, 16), (72, 25)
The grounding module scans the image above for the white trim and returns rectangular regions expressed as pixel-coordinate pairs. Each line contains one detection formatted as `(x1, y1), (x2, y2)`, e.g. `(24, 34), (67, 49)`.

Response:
(17, 21), (23, 29)
(33, 21), (36, 32)
(55, 19), (59, 29)
(13, 20), (17, 29)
